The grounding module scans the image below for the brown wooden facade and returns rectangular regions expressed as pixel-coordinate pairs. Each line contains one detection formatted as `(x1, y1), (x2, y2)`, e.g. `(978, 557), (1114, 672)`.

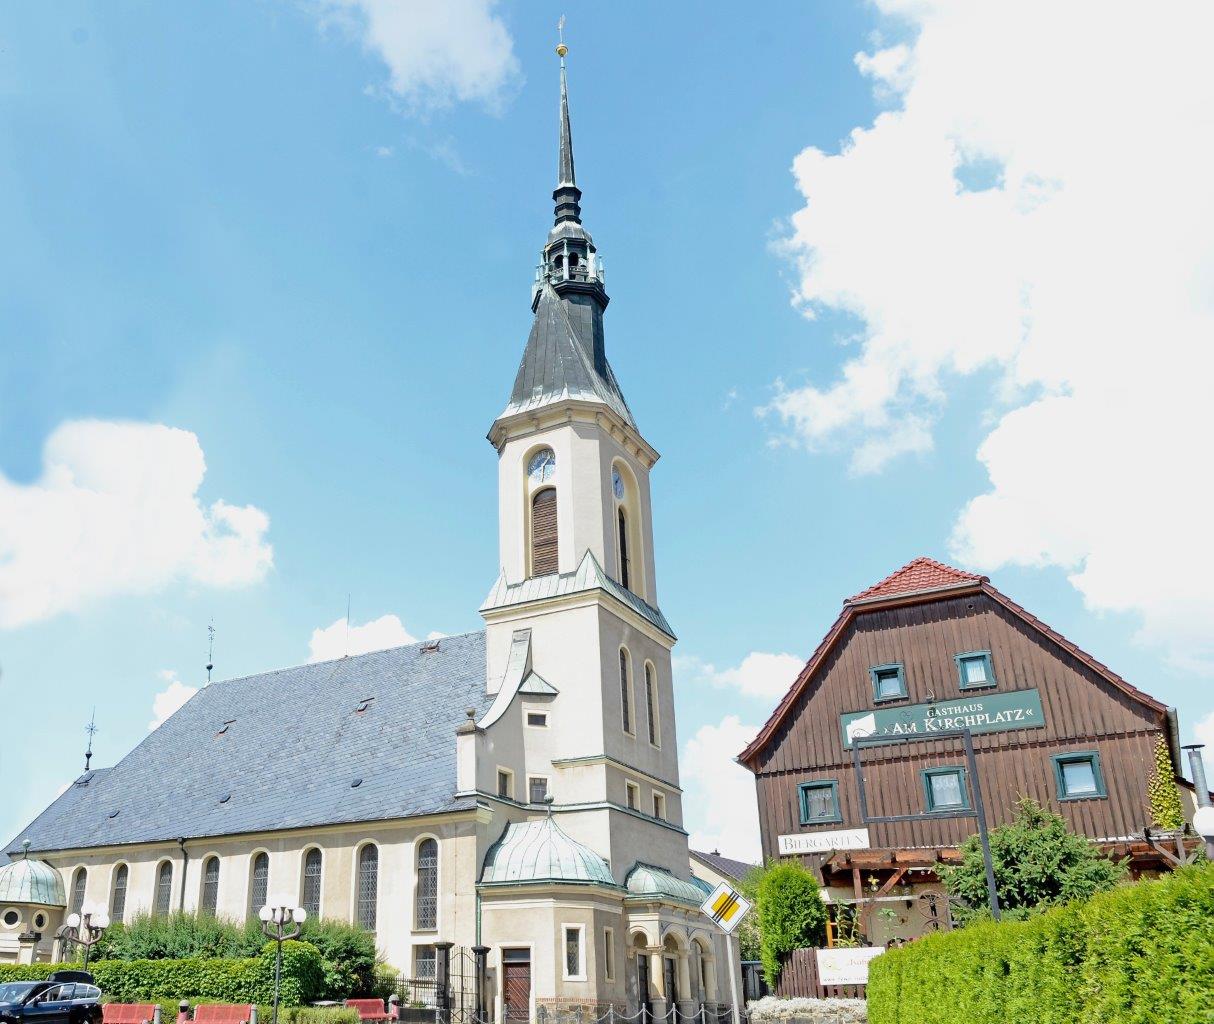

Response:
(739, 560), (1183, 878)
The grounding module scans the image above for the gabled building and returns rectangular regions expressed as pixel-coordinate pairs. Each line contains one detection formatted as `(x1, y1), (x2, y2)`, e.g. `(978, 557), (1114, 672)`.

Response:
(738, 557), (1198, 944)
(5, 45), (737, 1021)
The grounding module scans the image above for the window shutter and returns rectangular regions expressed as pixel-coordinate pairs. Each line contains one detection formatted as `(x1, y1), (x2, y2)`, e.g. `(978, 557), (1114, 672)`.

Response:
(531, 488), (559, 575)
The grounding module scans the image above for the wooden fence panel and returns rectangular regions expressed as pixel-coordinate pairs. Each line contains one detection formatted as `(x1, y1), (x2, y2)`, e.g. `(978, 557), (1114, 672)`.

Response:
(774, 948), (866, 1000)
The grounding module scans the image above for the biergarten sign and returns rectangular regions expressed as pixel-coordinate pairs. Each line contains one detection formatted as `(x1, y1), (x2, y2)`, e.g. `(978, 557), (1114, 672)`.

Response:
(840, 687), (1045, 748)
(778, 828), (871, 856)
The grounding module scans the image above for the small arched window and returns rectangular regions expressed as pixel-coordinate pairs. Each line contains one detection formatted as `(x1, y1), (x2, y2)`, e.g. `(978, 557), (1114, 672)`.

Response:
(302, 849), (322, 919)
(645, 663), (659, 746)
(201, 857), (220, 916)
(69, 868), (87, 916)
(619, 648), (633, 734)
(154, 861), (173, 916)
(415, 839), (438, 930)
(110, 865), (128, 923)
(248, 852), (269, 920)
(356, 844), (378, 932)
(617, 508), (631, 591)
(531, 488), (559, 576)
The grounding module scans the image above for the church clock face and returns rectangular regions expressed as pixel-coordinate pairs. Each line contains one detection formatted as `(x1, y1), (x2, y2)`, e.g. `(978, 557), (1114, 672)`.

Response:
(528, 448), (556, 483)
(612, 467), (625, 500)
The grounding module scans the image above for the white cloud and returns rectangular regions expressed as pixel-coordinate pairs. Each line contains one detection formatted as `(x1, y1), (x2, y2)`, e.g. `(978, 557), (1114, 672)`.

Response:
(1195, 711), (1214, 750)
(767, 1), (1214, 671)
(307, 613), (418, 662)
(682, 716), (762, 864)
(0, 420), (273, 629)
(677, 651), (803, 701)
(317, 0), (519, 115)
(149, 670), (198, 730)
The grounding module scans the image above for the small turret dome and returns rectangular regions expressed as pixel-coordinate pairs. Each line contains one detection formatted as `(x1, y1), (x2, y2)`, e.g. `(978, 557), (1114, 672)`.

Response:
(0, 847), (66, 907)
(481, 816), (616, 887)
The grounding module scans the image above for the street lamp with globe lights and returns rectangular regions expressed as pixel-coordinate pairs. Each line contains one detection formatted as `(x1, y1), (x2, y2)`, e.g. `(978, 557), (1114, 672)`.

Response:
(259, 904), (306, 1024)
(57, 909), (110, 972)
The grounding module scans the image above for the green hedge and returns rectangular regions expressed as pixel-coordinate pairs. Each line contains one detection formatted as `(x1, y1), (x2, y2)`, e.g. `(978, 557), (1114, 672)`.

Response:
(0, 941), (324, 1008)
(868, 863), (1214, 1024)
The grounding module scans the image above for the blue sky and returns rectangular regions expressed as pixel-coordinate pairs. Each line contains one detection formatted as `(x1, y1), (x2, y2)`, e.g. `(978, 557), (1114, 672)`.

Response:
(3, 2), (1212, 861)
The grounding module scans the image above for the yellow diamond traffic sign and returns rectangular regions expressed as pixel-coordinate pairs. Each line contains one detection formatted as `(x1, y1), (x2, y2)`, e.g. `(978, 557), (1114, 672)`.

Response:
(700, 881), (752, 934)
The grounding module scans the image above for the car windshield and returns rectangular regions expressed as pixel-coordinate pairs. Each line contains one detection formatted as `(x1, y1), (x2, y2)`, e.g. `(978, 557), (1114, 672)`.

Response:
(0, 983), (40, 1002)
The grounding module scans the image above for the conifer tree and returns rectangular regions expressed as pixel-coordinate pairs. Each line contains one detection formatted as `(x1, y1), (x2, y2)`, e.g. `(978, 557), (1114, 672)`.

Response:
(1147, 735), (1184, 831)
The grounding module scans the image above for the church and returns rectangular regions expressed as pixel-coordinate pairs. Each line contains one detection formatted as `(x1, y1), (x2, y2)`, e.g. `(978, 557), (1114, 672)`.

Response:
(2, 45), (739, 1021)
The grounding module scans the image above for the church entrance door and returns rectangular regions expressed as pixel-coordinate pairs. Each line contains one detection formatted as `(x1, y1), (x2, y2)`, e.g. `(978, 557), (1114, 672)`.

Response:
(664, 957), (678, 1005)
(637, 954), (651, 1016)
(502, 949), (531, 1022)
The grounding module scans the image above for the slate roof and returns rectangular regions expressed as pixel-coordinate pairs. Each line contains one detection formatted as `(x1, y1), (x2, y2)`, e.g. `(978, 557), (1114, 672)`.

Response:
(847, 556), (985, 604)
(7, 632), (492, 856)
(689, 848), (758, 885)
(499, 283), (635, 428)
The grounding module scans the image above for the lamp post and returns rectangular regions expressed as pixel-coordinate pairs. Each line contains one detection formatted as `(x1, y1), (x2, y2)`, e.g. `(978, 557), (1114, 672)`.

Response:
(57, 910), (110, 972)
(259, 905), (305, 1024)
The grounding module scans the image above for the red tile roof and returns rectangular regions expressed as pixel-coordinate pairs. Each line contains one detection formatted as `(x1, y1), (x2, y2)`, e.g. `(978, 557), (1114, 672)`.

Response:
(847, 556), (986, 604)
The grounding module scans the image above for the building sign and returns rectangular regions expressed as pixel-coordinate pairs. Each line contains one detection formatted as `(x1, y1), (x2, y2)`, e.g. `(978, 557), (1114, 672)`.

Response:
(699, 882), (752, 935)
(778, 828), (871, 856)
(816, 947), (884, 986)
(840, 687), (1046, 748)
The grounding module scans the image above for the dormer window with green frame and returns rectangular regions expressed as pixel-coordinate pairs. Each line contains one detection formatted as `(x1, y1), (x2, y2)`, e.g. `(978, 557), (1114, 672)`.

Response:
(870, 663), (907, 702)
(956, 651), (996, 689)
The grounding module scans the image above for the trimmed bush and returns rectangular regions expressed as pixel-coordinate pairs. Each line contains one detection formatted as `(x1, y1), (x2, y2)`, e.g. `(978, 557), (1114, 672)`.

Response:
(754, 860), (828, 987)
(867, 863), (1214, 1024)
(0, 941), (324, 1008)
(95, 913), (265, 962)
(296, 919), (379, 1000)
(279, 1009), (360, 1024)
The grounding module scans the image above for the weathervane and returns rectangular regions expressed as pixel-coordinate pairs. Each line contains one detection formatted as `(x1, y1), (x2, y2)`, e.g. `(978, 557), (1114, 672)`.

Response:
(556, 15), (567, 60)
(206, 619), (216, 684)
(84, 707), (97, 771)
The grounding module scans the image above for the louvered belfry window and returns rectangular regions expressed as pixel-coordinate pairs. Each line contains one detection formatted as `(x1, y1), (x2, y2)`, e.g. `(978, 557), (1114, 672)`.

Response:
(201, 857), (220, 916)
(531, 487), (558, 575)
(302, 849), (322, 918)
(70, 868), (87, 915)
(248, 852), (269, 920)
(155, 861), (173, 916)
(111, 865), (128, 923)
(357, 844), (378, 932)
(415, 838), (438, 930)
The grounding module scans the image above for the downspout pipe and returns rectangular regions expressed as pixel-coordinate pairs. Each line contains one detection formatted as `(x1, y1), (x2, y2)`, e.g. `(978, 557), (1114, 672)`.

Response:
(178, 838), (189, 912)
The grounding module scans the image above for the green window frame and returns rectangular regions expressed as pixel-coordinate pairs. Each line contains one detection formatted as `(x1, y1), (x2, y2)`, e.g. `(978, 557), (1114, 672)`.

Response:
(955, 651), (996, 689)
(870, 663), (907, 702)
(921, 766), (970, 812)
(798, 780), (842, 825)
(1051, 751), (1107, 800)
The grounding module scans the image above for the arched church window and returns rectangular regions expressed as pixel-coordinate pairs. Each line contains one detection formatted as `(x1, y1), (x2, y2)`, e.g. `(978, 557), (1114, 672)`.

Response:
(620, 648), (633, 735)
(110, 865), (128, 924)
(248, 852), (268, 920)
(528, 448), (556, 484)
(154, 861), (173, 916)
(302, 849), (322, 919)
(69, 868), (86, 916)
(531, 488), (559, 575)
(617, 508), (631, 591)
(356, 844), (378, 932)
(645, 663), (658, 747)
(415, 838), (438, 930)
(201, 857), (220, 917)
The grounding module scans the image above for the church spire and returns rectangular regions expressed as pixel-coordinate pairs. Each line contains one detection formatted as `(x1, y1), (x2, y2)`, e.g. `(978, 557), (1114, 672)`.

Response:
(552, 21), (582, 226)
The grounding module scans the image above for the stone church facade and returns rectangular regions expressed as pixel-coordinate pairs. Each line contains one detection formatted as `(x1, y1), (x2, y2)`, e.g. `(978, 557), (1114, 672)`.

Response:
(4, 47), (738, 1021)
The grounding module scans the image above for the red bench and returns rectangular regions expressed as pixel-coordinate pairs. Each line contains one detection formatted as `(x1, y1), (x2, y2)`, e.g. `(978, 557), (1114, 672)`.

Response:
(103, 1006), (159, 1024)
(344, 999), (393, 1022)
(191, 1006), (256, 1024)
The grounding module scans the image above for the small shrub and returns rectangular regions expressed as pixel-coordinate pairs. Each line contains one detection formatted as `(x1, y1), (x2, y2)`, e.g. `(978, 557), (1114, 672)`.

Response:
(753, 860), (827, 988)
(297, 919), (379, 999)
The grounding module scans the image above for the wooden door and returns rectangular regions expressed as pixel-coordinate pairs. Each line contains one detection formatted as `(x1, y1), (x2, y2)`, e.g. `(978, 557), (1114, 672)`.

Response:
(637, 954), (651, 1014)
(503, 950), (531, 1021)
(664, 957), (678, 1004)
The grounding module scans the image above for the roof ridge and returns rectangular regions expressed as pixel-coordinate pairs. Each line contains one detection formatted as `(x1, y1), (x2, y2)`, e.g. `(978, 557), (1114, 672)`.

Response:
(846, 555), (985, 604)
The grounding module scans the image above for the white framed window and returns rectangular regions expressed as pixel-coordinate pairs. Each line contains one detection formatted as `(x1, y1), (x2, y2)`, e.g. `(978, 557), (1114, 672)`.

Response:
(562, 923), (587, 981)
(603, 927), (615, 980)
(652, 792), (666, 820)
(497, 767), (515, 800)
(625, 781), (640, 810)
(528, 776), (549, 804)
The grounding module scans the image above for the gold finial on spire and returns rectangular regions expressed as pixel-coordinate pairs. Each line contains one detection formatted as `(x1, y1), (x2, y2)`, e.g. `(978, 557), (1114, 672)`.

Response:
(556, 15), (567, 58)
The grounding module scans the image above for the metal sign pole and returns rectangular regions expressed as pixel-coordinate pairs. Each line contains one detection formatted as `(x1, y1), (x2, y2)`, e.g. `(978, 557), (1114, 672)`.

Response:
(725, 930), (741, 1024)
(964, 730), (1001, 921)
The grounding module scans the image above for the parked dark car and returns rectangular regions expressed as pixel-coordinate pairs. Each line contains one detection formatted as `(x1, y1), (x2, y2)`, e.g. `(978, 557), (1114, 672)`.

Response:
(0, 971), (102, 1024)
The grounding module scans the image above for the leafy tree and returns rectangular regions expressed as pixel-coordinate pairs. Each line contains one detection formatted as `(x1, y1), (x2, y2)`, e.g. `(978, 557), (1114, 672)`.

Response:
(735, 867), (763, 962)
(940, 797), (1126, 924)
(752, 860), (827, 987)
(1147, 735), (1184, 831)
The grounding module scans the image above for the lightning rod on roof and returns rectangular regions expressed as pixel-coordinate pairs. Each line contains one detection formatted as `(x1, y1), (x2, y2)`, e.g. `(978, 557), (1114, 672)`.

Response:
(345, 594), (352, 658)
(206, 619), (216, 684)
(84, 707), (97, 771)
